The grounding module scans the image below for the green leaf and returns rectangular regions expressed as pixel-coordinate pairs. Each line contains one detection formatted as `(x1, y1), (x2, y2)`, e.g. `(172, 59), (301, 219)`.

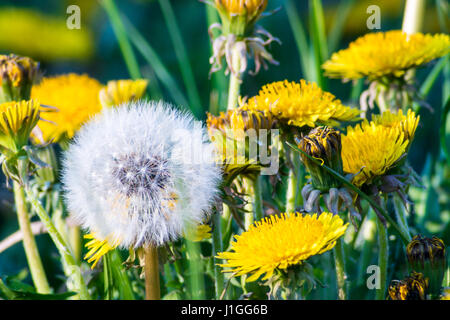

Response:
(123, 16), (189, 108)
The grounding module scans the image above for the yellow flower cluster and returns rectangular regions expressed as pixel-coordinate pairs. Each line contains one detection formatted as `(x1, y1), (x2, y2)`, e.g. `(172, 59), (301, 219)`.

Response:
(323, 30), (450, 81)
(242, 80), (360, 128)
(217, 212), (347, 282)
(341, 110), (419, 187)
(0, 8), (94, 62)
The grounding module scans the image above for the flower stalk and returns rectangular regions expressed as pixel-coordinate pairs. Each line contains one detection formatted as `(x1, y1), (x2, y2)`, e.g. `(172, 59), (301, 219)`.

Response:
(227, 44), (242, 110)
(376, 217), (389, 300)
(144, 244), (161, 300)
(13, 180), (51, 294)
(334, 238), (347, 300)
(24, 185), (90, 300)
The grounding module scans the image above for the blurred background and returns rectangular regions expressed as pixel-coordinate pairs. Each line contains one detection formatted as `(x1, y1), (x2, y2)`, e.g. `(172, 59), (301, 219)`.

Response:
(0, 0), (448, 295)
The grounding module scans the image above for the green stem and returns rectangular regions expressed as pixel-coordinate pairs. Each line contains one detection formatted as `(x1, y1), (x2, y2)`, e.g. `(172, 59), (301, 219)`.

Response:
(392, 195), (412, 243)
(24, 187), (90, 300)
(144, 244), (160, 300)
(334, 238), (347, 300)
(402, 0), (426, 34)
(212, 208), (225, 300)
(12, 181), (51, 294)
(286, 154), (301, 213)
(242, 176), (263, 229)
(101, 0), (141, 79)
(227, 45), (242, 110)
(376, 217), (389, 300)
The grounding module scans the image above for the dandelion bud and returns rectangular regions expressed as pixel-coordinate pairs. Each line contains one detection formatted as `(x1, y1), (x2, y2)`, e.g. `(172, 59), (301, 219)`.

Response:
(406, 235), (446, 297)
(99, 79), (148, 108)
(214, 0), (267, 36)
(298, 126), (343, 191)
(0, 54), (39, 102)
(388, 272), (428, 300)
(0, 100), (41, 153)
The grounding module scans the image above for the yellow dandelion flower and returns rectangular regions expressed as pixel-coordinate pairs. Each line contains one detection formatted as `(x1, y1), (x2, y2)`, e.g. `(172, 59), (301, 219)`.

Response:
(0, 8), (93, 62)
(242, 80), (360, 128)
(323, 30), (450, 81)
(217, 212), (348, 282)
(0, 100), (41, 152)
(84, 233), (120, 269)
(31, 73), (103, 142)
(341, 110), (419, 187)
(99, 79), (148, 108)
(372, 109), (419, 143)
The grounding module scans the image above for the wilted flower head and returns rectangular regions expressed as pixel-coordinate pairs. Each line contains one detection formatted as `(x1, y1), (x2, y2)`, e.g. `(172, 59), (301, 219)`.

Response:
(407, 235), (446, 297)
(207, 0), (278, 77)
(63, 101), (221, 266)
(99, 79), (148, 108)
(298, 126), (342, 191)
(217, 212), (347, 282)
(243, 80), (360, 128)
(31, 73), (103, 143)
(322, 30), (450, 81)
(388, 272), (428, 300)
(297, 127), (360, 223)
(0, 54), (39, 102)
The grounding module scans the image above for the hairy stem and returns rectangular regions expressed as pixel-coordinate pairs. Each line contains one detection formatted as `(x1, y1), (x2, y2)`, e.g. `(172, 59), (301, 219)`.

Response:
(212, 208), (225, 299)
(144, 244), (160, 300)
(242, 176), (263, 229)
(376, 217), (389, 300)
(226, 45), (242, 110)
(24, 187), (90, 300)
(13, 181), (51, 294)
(334, 238), (347, 300)
(393, 195), (412, 243)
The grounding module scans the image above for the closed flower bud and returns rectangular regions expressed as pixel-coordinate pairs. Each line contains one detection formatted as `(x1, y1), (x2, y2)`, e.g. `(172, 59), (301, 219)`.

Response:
(0, 54), (39, 102)
(298, 126), (343, 191)
(388, 272), (428, 300)
(406, 235), (446, 297)
(214, 0), (267, 36)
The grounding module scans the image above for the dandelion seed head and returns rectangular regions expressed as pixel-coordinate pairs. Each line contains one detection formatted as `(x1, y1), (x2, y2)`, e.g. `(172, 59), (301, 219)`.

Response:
(63, 100), (221, 248)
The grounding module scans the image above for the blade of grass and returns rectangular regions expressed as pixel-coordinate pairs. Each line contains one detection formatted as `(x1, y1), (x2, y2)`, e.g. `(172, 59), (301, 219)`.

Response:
(123, 16), (189, 108)
(327, 0), (356, 54)
(158, 0), (202, 117)
(285, 0), (313, 81)
(435, 0), (449, 32)
(309, 0), (328, 89)
(101, 0), (141, 79)
(206, 4), (228, 113)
